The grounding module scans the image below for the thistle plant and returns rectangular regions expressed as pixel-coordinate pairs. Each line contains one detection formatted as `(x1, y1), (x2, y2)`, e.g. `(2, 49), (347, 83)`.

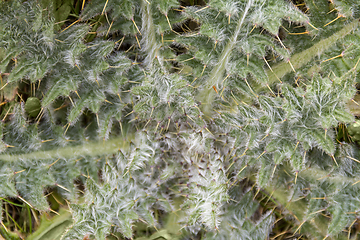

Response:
(1, 0), (360, 239)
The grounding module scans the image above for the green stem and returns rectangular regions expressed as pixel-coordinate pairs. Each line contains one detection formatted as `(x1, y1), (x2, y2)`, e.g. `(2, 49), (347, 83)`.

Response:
(199, 0), (253, 114)
(300, 167), (358, 185)
(266, 19), (359, 85)
(0, 136), (132, 162)
(141, 0), (161, 67)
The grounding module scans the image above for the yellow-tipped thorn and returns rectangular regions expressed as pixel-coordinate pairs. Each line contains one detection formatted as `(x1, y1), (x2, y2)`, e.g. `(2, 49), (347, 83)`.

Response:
(249, 24), (257, 34)
(0, 82), (8, 90)
(101, 0), (109, 15)
(212, 85), (218, 94)
(295, 171), (298, 184)
(105, 20), (113, 37)
(352, 179), (360, 186)
(118, 121), (124, 137)
(205, 127), (213, 136)
(1, 221), (8, 232)
(74, 90), (81, 99)
(155, 121), (160, 133)
(144, 119), (151, 128)
(272, 230), (288, 239)
(117, 93), (123, 103)
(322, 53), (343, 63)
(56, 183), (71, 192)
(265, 189), (275, 205)
(256, 151), (266, 160)
(135, 34), (141, 49)
(236, 164), (248, 177)
(293, 220), (306, 235)
(82, 0), (86, 10)
(48, 158), (60, 168)
(132, 19), (141, 35)
(353, 56), (360, 70)
(49, 208), (60, 215)
(263, 57), (282, 83)
(2, 105), (12, 121)
(68, 96), (75, 106)
(166, 117), (171, 131)
(307, 21), (318, 30)
(327, 8), (336, 14)
(219, 87), (226, 97)
(18, 196), (33, 208)
(186, 114), (195, 123)
(253, 187), (260, 200)
(35, 107), (45, 123)
(230, 91), (239, 105)
(54, 38), (64, 43)
(194, 5), (209, 13)
(200, 64), (207, 77)
(125, 44), (134, 53)
(331, 155), (338, 167)
(271, 165), (277, 178)
(317, 174), (329, 181)
(96, 113), (100, 127)
(165, 14), (172, 30)
(149, 107), (154, 118)
(276, 35), (287, 50)
(323, 15), (341, 27)
(324, 128), (328, 140)
(124, 111), (134, 118)
(104, 99), (113, 104)
(244, 78), (258, 98)
(239, 148), (248, 158)
(348, 218), (357, 239)
(288, 59), (296, 72)
(115, 36), (125, 47)
(222, 74), (230, 84)
(260, 133), (269, 142)
(60, 19), (80, 33)
(288, 31), (309, 35)
(181, 56), (195, 62)
(266, 84), (276, 96)
(75, 63), (81, 72)
(347, 155), (360, 164)
(293, 141), (299, 152)
(64, 122), (71, 135)
(309, 208), (326, 215)
(14, 169), (26, 174)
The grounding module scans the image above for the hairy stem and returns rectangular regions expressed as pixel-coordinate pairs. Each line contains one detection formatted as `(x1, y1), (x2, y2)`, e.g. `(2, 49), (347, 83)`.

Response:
(266, 19), (359, 85)
(140, 0), (161, 67)
(0, 136), (132, 162)
(199, 0), (253, 114)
